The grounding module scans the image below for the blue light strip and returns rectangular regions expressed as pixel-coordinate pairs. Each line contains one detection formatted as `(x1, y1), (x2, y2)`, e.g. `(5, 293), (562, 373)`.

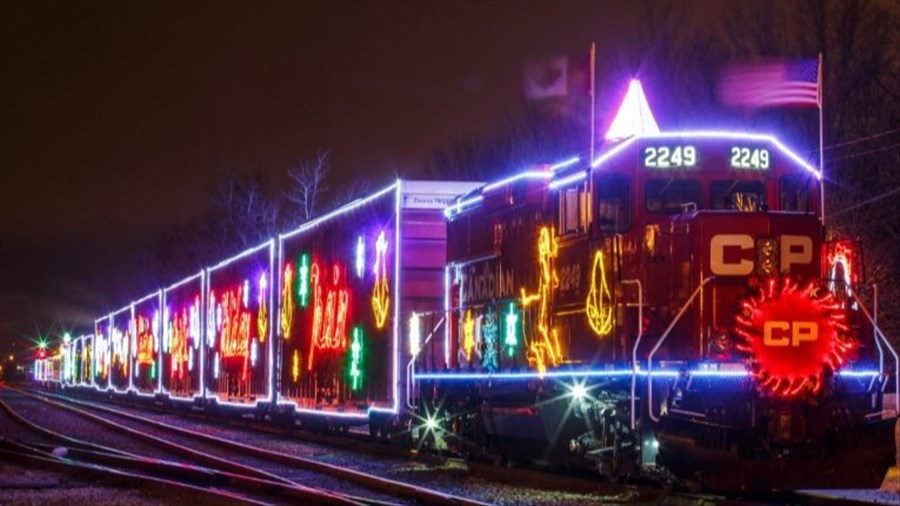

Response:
(164, 270), (204, 292)
(548, 170), (587, 190)
(414, 368), (881, 381)
(481, 170), (552, 193)
(591, 131), (821, 179)
(444, 155), (578, 219)
(549, 155), (581, 172)
(443, 195), (483, 218)
(279, 182), (398, 241)
(207, 239), (274, 273)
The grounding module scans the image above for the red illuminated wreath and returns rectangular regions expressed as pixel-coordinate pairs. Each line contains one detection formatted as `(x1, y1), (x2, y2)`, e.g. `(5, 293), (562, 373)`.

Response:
(734, 278), (855, 397)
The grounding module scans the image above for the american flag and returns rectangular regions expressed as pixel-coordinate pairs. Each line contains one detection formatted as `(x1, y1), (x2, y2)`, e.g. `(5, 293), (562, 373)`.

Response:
(718, 58), (820, 108)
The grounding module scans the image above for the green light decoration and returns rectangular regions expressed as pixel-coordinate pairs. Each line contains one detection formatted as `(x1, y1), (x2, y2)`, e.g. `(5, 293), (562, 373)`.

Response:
(481, 306), (499, 371)
(349, 325), (363, 391)
(504, 302), (518, 357)
(297, 253), (310, 308)
(151, 362), (156, 380)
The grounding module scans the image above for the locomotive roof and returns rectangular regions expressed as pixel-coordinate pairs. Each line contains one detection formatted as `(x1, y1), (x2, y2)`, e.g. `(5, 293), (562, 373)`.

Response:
(446, 130), (820, 220)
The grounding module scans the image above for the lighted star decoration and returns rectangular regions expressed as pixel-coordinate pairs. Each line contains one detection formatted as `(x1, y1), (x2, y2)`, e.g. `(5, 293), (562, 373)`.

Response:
(734, 277), (856, 397)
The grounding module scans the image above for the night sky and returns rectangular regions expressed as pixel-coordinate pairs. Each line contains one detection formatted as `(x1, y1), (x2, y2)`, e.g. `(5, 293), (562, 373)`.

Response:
(1, 1), (727, 356)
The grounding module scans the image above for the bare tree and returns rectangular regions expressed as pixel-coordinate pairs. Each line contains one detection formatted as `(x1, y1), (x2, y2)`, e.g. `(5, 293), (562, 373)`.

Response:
(330, 176), (373, 208)
(283, 150), (330, 227)
(156, 169), (277, 283)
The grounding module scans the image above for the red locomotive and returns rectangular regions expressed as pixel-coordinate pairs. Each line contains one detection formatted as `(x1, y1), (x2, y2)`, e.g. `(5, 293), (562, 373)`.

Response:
(416, 129), (896, 489)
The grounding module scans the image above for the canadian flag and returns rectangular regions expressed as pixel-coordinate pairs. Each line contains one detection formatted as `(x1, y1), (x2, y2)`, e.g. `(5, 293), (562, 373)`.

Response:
(522, 55), (569, 99)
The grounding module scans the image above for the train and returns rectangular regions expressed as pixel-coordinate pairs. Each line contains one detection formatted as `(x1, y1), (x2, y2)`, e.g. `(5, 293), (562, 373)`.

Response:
(35, 82), (897, 491)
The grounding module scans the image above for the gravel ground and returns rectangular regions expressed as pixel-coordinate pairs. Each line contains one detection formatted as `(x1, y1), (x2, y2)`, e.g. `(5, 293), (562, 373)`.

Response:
(1, 391), (188, 464)
(49, 391), (715, 505)
(0, 461), (214, 506)
(3, 389), (412, 505)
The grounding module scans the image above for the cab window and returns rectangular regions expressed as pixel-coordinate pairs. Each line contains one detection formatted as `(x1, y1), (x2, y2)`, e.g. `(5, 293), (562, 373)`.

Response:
(558, 186), (588, 234)
(710, 180), (766, 211)
(781, 175), (813, 212)
(596, 174), (631, 232)
(645, 178), (701, 214)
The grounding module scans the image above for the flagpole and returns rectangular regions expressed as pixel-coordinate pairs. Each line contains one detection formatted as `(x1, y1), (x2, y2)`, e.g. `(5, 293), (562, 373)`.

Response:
(818, 52), (825, 224)
(589, 42), (596, 162)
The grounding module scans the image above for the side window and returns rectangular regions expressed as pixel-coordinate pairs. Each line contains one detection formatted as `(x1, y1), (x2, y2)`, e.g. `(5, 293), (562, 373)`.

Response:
(596, 174), (631, 233)
(781, 175), (812, 212)
(558, 186), (588, 234)
(710, 180), (766, 211)
(645, 178), (701, 214)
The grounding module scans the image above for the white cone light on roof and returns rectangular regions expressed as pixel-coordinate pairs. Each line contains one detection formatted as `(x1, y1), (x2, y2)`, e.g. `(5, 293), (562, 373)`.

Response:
(605, 79), (660, 141)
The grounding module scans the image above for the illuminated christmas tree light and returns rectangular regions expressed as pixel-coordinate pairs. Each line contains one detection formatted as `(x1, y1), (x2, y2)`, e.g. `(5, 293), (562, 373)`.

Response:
(349, 326), (363, 391)
(297, 253), (310, 307)
(481, 306), (499, 370)
(281, 262), (294, 339)
(356, 236), (365, 278)
(586, 250), (613, 337)
(292, 349), (300, 382)
(371, 231), (390, 328)
(504, 302), (518, 356)
(520, 227), (560, 375)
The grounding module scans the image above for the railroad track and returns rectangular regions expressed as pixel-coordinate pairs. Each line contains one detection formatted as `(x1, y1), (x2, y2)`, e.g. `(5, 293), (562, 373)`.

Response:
(1, 386), (487, 506)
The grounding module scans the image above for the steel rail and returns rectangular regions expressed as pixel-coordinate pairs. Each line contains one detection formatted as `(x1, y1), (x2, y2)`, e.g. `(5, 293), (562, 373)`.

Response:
(35, 388), (489, 506)
(4, 387), (360, 506)
(0, 444), (268, 506)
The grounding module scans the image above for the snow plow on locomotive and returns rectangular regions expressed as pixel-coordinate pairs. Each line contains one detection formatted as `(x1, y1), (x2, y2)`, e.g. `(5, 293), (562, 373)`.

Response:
(411, 131), (897, 490)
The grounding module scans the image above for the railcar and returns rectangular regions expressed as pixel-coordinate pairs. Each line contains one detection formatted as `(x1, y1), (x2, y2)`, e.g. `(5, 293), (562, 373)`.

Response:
(132, 291), (162, 397)
(33, 355), (61, 385)
(161, 273), (204, 401)
(204, 240), (275, 412)
(413, 131), (897, 490)
(81, 334), (94, 387)
(275, 180), (481, 434)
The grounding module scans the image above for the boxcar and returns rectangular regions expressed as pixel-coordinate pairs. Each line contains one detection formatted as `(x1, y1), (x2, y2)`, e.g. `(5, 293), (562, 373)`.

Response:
(276, 180), (481, 432)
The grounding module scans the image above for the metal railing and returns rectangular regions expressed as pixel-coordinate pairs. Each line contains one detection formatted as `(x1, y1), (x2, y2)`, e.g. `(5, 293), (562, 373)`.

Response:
(646, 276), (715, 422)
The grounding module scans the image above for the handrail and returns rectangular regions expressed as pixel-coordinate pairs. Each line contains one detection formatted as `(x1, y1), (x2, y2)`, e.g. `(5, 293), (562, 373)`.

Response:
(851, 289), (899, 411)
(622, 279), (643, 430)
(406, 316), (446, 410)
(646, 276), (715, 422)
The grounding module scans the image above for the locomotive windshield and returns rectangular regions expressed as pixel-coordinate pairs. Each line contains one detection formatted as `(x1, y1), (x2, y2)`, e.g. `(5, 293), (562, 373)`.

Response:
(710, 180), (766, 211)
(645, 178), (701, 213)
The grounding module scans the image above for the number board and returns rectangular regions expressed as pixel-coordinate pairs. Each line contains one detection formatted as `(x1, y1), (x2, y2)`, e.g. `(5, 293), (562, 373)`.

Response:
(641, 145), (698, 169)
(729, 146), (772, 170)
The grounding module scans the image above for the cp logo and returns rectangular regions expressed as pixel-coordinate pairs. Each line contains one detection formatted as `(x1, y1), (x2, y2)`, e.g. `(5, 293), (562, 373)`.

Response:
(710, 234), (813, 276)
(763, 321), (818, 347)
